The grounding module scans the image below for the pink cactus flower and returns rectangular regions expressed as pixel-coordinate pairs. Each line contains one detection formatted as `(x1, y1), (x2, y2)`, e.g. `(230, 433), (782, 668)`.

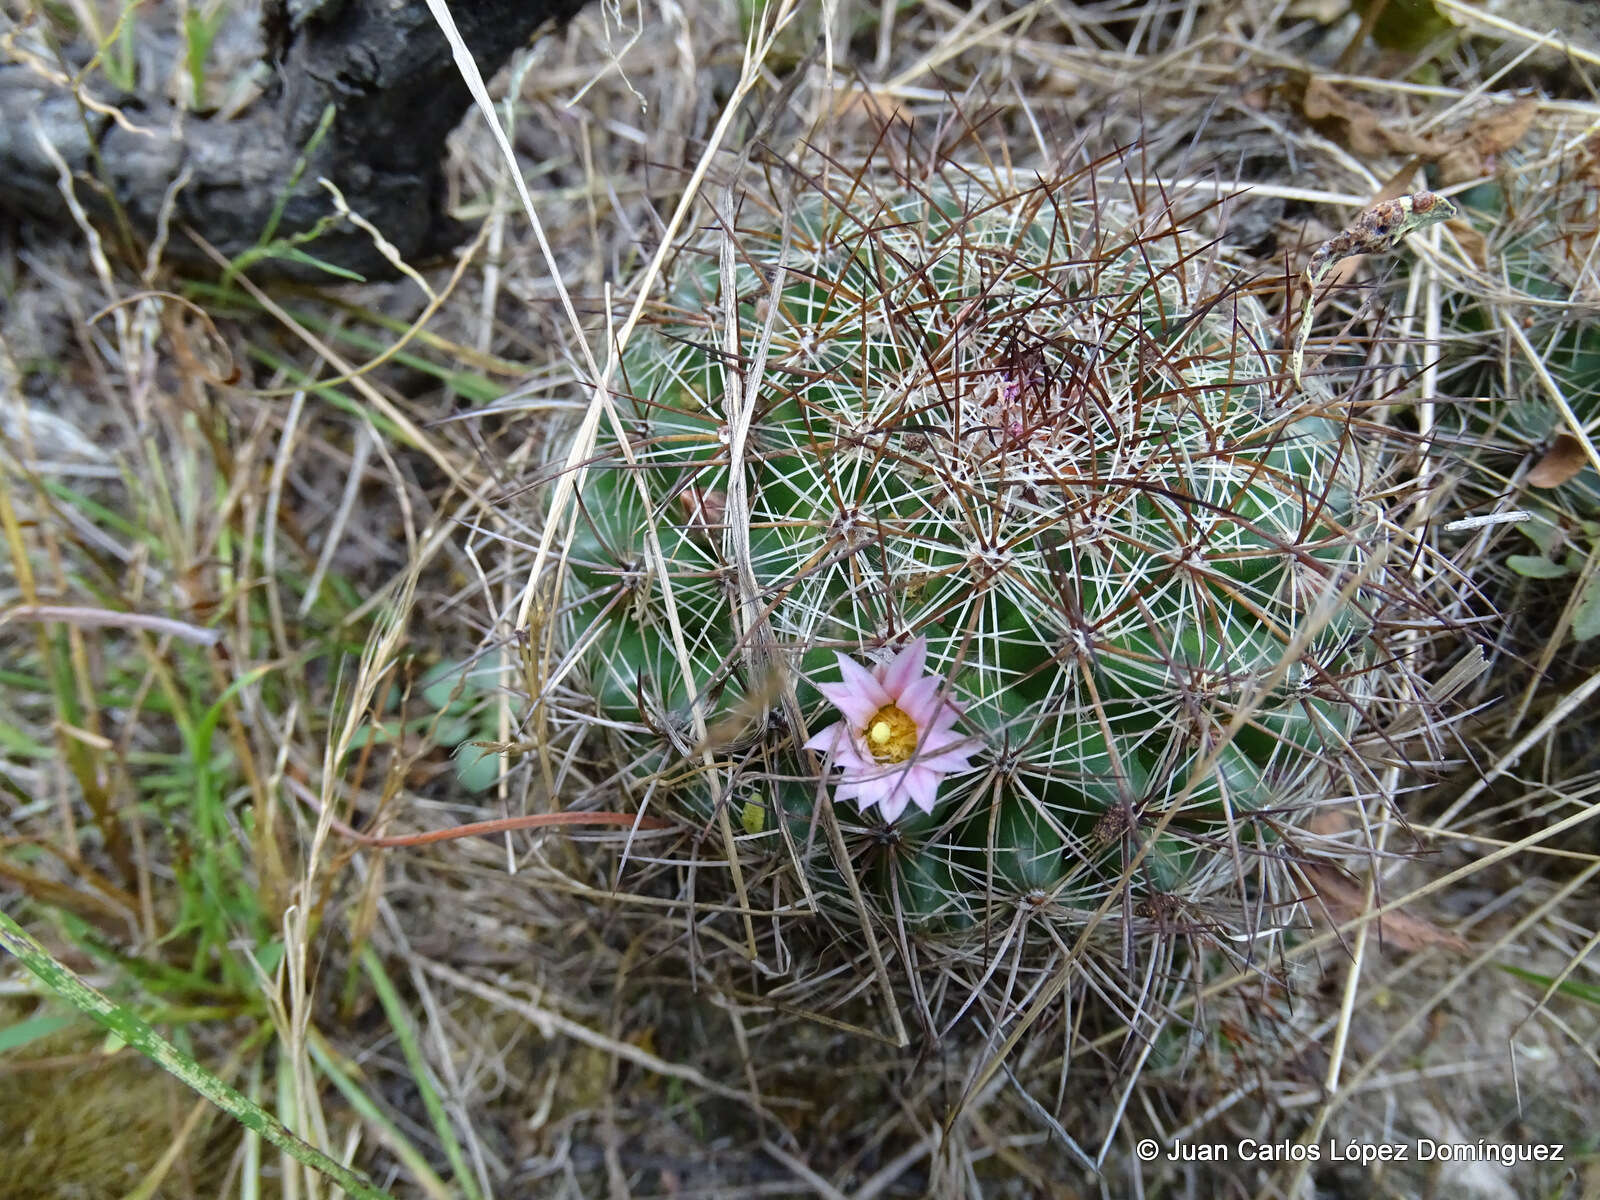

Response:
(804, 637), (977, 823)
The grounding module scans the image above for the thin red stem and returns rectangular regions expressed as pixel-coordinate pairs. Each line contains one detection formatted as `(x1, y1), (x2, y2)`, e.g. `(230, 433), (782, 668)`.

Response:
(331, 810), (673, 848)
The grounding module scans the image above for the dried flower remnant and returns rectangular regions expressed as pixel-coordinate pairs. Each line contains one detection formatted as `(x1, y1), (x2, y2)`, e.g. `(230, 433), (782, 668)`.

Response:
(1290, 191), (1458, 386)
(676, 485), (728, 534)
(804, 637), (977, 823)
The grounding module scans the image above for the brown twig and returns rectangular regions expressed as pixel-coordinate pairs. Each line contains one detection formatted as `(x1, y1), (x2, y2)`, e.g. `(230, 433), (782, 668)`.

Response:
(329, 810), (674, 848)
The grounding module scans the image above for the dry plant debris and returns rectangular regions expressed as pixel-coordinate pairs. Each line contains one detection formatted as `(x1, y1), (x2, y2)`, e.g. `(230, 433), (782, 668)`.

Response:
(2, 0), (1598, 1196)
(1291, 189), (1458, 385)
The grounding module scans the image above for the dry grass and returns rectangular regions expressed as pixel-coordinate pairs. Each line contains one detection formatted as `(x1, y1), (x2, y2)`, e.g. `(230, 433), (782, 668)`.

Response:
(2, 0), (1599, 1197)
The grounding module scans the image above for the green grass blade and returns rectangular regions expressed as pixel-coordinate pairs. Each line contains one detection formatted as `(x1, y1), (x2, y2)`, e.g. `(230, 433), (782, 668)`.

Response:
(0, 910), (393, 1200)
(1496, 962), (1600, 1007)
(0, 1010), (79, 1053)
(361, 947), (487, 1200)
(306, 1032), (458, 1200)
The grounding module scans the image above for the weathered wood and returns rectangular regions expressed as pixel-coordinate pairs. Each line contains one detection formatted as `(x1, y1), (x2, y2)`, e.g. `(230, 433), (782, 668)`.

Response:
(0, 0), (589, 280)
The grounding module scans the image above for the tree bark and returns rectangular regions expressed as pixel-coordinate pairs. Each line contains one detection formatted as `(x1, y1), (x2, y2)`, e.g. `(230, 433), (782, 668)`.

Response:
(0, 0), (589, 281)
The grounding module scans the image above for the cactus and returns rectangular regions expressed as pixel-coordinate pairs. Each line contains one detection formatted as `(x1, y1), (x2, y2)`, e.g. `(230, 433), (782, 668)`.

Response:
(1440, 149), (1599, 494)
(1434, 144), (1600, 643)
(550, 148), (1411, 938)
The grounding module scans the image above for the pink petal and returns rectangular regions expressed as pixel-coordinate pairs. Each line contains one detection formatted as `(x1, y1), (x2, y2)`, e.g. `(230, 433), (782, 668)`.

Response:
(918, 727), (972, 756)
(915, 748), (972, 774)
(831, 741), (876, 772)
(876, 778), (913, 823)
(878, 636), (928, 698)
(928, 696), (965, 734)
(807, 726), (877, 775)
(903, 680), (965, 735)
(852, 776), (893, 815)
(904, 766), (941, 815)
(803, 721), (847, 754)
(915, 741), (979, 774)
(834, 652), (892, 710)
(817, 679), (881, 728)
(896, 674), (943, 727)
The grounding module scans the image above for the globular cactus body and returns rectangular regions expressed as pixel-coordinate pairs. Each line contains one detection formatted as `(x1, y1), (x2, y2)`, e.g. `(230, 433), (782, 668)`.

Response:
(1446, 163), (1600, 456)
(557, 156), (1383, 932)
(1436, 149), (1600, 640)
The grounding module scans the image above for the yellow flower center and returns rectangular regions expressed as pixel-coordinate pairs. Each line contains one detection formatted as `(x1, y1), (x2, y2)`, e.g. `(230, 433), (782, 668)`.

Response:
(864, 704), (919, 764)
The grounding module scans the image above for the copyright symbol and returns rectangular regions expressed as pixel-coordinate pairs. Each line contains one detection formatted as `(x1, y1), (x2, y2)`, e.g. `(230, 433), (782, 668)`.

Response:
(1136, 1139), (1160, 1162)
